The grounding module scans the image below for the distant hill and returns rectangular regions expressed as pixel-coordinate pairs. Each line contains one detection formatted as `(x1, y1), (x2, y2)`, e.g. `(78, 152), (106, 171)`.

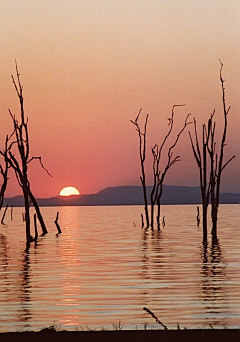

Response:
(3, 185), (240, 207)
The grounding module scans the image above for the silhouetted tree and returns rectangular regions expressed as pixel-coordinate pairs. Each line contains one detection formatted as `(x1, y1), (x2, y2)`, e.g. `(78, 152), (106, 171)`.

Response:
(54, 212), (62, 236)
(0, 136), (10, 211)
(1, 204), (8, 225)
(1, 62), (50, 247)
(131, 106), (191, 229)
(189, 61), (235, 241)
(208, 61), (235, 240)
(131, 109), (149, 228)
(151, 106), (191, 229)
(196, 206), (200, 226)
(33, 213), (38, 242)
(189, 115), (213, 241)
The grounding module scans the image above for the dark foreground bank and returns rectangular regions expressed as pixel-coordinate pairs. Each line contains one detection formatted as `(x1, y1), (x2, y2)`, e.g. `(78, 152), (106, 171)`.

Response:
(0, 330), (240, 342)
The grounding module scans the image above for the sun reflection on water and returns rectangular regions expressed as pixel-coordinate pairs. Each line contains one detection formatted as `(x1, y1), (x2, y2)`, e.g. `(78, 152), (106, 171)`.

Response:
(0, 205), (239, 331)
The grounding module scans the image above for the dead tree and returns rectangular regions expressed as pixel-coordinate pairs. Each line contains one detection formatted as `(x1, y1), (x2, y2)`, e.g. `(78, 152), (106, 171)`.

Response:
(33, 213), (38, 242)
(54, 212), (62, 236)
(151, 107), (191, 229)
(189, 116), (212, 241)
(131, 109), (149, 228)
(27, 185), (48, 236)
(196, 206), (200, 226)
(150, 144), (158, 228)
(0, 62), (50, 247)
(189, 62), (235, 241)
(208, 61), (235, 239)
(0, 136), (10, 211)
(162, 216), (165, 227)
(1, 204), (8, 225)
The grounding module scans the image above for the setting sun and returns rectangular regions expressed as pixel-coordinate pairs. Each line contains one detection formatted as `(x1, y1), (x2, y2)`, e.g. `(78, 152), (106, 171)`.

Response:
(59, 186), (80, 196)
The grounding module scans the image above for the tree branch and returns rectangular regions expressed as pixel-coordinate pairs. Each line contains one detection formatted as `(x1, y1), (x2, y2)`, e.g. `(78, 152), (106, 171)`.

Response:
(221, 155), (235, 172)
(27, 156), (52, 177)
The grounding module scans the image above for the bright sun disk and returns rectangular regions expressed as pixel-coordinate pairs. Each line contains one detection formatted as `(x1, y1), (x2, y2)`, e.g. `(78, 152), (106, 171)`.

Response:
(59, 186), (80, 196)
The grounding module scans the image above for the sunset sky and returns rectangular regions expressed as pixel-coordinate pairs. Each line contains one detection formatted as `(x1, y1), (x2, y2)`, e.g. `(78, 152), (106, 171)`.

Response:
(0, 0), (239, 198)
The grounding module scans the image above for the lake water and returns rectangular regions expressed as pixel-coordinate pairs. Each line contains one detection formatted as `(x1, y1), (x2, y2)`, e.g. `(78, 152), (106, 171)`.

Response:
(0, 204), (239, 331)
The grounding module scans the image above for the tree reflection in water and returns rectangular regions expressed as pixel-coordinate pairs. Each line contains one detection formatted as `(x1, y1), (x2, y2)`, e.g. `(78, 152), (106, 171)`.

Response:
(199, 237), (229, 327)
(139, 227), (166, 321)
(140, 229), (150, 281)
(0, 233), (9, 282)
(0, 234), (32, 327)
(140, 228), (164, 282)
(18, 249), (32, 326)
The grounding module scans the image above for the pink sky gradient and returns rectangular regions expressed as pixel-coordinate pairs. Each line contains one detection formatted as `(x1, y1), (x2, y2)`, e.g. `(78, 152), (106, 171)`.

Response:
(0, 0), (239, 198)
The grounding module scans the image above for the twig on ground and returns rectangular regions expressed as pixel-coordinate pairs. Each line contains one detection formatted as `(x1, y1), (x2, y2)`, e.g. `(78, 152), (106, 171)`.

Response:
(143, 307), (168, 330)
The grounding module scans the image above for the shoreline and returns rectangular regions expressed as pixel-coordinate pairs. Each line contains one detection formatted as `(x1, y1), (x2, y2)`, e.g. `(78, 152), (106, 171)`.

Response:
(0, 329), (240, 342)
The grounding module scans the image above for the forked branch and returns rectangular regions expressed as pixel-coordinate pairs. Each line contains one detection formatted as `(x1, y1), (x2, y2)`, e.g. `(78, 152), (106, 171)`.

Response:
(27, 156), (52, 177)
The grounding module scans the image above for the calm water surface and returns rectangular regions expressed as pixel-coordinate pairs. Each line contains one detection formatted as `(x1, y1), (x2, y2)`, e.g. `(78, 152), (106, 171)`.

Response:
(0, 204), (239, 331)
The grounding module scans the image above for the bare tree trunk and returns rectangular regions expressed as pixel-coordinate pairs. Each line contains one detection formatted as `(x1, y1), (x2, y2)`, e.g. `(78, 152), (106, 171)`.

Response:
(208, 62), (235, 239)
(150, 202), (154, 229)
(189, 116), (212, 242)
(0, 62), (51, 246)
(131, 110), (149, 228)
(156, 198), (161, 230)
(150, 145), (158, 229)
(202, 198), (208, 242)
(155, 110), (191, 228)
(34, 213), (38, 241)
(211, 200), (218, 240)
(55, 212), (62, 235)
(0, 137), (10, 211)
(1, 204), (8, 225)
(141, 174), (149, 228)
(150, 181), (156, 229)
(0, 177), (8, 211)
(27, 187), (48, 235)
(156, 184), (163, 230)
(23, 189), (31, 248)
(196, 206), (200, 225)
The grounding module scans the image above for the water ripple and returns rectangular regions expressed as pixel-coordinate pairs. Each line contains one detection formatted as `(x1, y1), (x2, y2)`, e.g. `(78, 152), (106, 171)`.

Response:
(0, 205), (239, 331)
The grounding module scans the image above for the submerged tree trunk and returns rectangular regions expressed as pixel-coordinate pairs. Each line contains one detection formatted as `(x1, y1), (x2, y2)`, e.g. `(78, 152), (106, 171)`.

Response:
(156, 199), (161, 230)
(0, 137), (10, 211)
(33, 213), (38, 241)
(54, 212), (62, 235)
(150, 181), (156, 229)
(141, 173), (149, 229)
(150, 179), (156, 229)
(189, 117), (212, 242)
(27, 187), (48, 235)
(1, 62), (51, 246)
(156, 184), (163, 230)
(202, 198), (208, 242)
(23, 189), (31, 248)
(211, 201), (218, 240)
(208, 61), (235, 240)
(1, 204), (8, 225)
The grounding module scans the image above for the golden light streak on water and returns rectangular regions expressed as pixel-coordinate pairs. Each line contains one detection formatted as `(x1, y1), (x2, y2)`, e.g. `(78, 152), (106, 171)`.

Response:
(0, 205), (239, 331)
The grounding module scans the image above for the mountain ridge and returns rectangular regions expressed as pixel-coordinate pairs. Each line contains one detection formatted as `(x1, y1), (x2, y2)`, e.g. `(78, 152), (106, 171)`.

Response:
(2, 185), (240, 207)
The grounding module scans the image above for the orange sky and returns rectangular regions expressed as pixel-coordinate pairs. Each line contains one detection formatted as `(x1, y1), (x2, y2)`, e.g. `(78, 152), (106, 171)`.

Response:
(0, 0), (239, 198)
